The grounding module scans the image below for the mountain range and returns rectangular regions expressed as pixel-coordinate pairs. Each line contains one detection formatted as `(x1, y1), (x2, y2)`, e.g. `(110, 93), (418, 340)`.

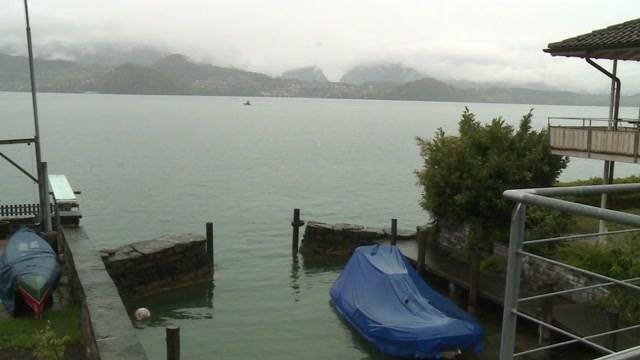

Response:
(0, 52), (637, 106)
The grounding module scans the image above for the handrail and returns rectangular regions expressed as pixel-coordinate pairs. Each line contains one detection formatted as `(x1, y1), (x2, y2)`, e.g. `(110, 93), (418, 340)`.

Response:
(499, 183), (640, 359)
(548, 116), (640, 126)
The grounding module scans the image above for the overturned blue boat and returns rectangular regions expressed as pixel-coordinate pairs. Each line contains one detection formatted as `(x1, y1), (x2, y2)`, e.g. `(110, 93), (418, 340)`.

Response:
(0, 228), (61, 317)
(330, 245), (483, 359)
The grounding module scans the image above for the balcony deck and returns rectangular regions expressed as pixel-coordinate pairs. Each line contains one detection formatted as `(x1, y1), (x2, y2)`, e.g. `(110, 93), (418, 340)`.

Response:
(549, 117), (640, 163)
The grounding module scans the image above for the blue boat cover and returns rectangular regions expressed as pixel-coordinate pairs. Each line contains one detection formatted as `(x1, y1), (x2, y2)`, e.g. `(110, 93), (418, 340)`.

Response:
(0, 228), (60, 315)
(330, 245), (483, 359)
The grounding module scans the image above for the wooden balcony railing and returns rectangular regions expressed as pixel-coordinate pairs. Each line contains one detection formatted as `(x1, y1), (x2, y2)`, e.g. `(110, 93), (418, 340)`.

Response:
(548, 117), (640, 163)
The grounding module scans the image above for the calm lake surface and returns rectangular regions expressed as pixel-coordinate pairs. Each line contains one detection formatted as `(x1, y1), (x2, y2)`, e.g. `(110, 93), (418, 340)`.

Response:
(3, 92), (638, 359)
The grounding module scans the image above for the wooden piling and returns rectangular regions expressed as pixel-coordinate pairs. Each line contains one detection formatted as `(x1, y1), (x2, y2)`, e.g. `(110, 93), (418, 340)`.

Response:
(291, 208), (304, 255)
(206, 222), (214, 268)
(166, 326), (180, 360)
(448, 282), (457, 301)
(467, 248), (480, 315)
(391, 218), (397, 246)
(607, 308), (620, 350)
(416, 226), (427, 276)
(541, 282), (554, 344)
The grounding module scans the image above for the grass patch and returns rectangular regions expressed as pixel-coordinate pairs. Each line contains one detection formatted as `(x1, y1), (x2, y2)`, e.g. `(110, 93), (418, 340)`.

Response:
(0, 305), (81, 350)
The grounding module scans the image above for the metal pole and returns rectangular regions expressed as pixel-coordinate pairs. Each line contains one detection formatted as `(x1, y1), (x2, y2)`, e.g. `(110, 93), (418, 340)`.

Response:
(23, 0), (46, 229)
(391, 218), (397, 246)
(499, 203), (526, 360)
(206, 222), (213, 268)
(41, 162), (51, 231)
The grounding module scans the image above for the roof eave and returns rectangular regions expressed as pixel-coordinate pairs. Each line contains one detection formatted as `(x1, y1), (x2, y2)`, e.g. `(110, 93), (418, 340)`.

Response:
(543, 46), (640, 61)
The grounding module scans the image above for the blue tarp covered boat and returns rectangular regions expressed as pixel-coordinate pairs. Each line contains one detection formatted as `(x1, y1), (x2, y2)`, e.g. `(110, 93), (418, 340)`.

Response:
(0, 228), (60, 317)
(330, 244), (483, 359)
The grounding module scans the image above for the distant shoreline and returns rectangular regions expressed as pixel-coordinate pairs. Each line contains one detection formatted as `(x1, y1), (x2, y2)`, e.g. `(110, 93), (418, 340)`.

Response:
(0, 89), (628, 108)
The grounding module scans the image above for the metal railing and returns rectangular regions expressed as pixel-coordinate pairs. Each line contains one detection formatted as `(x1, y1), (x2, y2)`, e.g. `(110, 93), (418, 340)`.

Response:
(0, 203), (54, 218)
(548, 116), (640, 128)
(500, 183), (640, 359)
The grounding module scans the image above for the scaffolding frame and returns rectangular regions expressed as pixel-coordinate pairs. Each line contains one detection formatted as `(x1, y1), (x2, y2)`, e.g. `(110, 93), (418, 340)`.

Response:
(1, 0), (50, 230)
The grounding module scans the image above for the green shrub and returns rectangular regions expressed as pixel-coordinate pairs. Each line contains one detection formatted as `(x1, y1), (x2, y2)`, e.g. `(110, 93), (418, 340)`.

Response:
(416, 107), (568, 250)
(32, 320), (70, 360)
(554, 234), (640, 321)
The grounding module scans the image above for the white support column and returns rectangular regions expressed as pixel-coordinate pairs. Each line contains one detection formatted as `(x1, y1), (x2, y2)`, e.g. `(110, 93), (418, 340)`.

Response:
(600, 59), (618, 234)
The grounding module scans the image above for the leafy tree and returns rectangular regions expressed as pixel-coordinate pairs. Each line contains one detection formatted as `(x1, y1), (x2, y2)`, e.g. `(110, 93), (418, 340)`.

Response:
(416, 107), (568, 248)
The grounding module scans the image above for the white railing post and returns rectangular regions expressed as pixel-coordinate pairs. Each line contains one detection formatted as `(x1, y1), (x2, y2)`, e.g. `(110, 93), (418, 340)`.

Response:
(499, 202), (526, 360)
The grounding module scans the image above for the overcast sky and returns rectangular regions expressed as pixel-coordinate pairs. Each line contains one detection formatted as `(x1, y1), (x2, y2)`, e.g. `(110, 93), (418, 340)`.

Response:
(2, 0), (640, 93)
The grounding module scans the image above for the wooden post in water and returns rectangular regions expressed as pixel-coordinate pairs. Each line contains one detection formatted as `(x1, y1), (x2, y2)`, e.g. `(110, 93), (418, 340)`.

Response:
(206, 222), (214, 268)
(607, 308), (620, 350)
(416, 226), (427, 276)
(291, 208), (304, 255)
(391, 218), (397, 246)
(166, 326), (180, 360)
(467, 248), (480, 315)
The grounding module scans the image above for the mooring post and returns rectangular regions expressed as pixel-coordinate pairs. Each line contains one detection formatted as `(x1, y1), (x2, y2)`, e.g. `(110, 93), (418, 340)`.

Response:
(291, 208), (304, 255)
(206, 222), (214, 268)
(391, 218), (398, 246)
(467, 247), (480, 315)
(166, 326), (180, 360)
(607, 308), (620, 350)
(416, 226), (427, 276)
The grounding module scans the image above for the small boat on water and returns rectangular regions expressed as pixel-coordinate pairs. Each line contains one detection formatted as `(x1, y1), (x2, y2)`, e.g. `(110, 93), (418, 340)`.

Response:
(243, 100), (251, 105)
(330, 244), (483, 359)
(0, 228), (61, 317)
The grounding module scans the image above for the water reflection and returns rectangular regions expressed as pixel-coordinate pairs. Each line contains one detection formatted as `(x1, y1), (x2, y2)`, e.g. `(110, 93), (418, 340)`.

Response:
(124, 281), (215, 328)
(290, 255), (301, 302)
(300, 253), (348, 273)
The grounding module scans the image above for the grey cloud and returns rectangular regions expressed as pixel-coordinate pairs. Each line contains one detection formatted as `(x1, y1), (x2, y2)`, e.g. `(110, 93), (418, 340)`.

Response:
(2, 0), (640, 93)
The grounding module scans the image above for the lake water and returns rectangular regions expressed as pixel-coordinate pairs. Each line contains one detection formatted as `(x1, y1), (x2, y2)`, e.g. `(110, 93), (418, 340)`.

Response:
(2, 92), (637, 359)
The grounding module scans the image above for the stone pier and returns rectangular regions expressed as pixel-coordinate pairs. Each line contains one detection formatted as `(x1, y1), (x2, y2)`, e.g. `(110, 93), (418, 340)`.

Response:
(100, 233), (213, 298)
(300, 221), (416, 255)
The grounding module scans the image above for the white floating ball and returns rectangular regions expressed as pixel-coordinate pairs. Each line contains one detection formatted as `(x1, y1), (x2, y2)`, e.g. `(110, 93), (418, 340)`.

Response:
(135, 307), (151, 320)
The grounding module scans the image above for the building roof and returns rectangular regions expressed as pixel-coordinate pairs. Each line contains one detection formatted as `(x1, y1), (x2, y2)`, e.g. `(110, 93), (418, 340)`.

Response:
(544, 18), (640, 61)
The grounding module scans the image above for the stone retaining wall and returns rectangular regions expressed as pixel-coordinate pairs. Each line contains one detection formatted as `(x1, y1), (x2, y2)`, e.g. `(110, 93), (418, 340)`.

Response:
(437, 221), (607, 303)
(61, 226), (148, 360)
(100, 234), (212, 298)
(300, 221), (416, 255)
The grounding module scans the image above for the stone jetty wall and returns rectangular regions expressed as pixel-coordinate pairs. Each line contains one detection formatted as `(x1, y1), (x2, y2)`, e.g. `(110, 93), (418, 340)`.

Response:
(300, 221), (416, 255)
(100, 233), (212, 298)
(61, 226), (148, 360)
